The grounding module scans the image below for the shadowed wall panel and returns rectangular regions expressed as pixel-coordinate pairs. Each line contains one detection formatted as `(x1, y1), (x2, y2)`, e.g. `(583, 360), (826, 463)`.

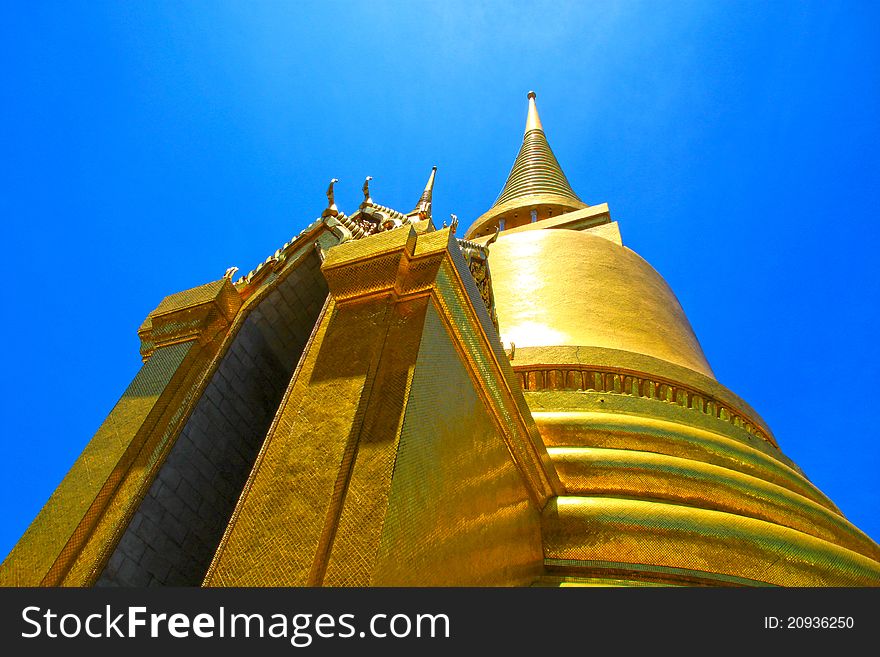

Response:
(97, 251), (327, 586)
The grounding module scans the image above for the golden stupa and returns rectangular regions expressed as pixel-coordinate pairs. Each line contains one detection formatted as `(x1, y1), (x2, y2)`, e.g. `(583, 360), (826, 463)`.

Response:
(3, 92), (879, 587)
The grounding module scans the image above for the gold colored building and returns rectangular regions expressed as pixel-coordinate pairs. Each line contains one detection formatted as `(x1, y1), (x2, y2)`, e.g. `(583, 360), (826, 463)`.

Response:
(3, 92), (879, 587)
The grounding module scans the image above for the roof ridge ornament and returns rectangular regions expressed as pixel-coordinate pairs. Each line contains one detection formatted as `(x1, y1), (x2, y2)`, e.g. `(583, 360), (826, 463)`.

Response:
(322, 178), (340, 218)
(412, 165), (437, 218)
(361, 176), (373, 208)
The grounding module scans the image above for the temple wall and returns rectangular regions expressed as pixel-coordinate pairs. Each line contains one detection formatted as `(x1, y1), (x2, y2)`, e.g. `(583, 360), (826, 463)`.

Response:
(205, 226), (555, 586)
(98, 252), (327, 586)
(366, 302), (544, 585)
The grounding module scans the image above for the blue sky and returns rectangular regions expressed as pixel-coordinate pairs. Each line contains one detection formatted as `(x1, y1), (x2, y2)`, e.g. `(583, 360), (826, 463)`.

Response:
(1, 1), (878, 561)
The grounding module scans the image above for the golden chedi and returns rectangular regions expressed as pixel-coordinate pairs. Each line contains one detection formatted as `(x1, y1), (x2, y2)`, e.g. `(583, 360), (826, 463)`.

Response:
(2, 92), (879, 587)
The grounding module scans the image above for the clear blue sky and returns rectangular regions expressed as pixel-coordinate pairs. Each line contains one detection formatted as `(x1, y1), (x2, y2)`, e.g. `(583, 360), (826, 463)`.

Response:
(1, 1), (878, 561)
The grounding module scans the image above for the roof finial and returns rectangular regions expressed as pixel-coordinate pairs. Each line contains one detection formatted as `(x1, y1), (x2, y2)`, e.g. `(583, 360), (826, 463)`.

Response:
(525, 90), (543, 133)
(493, 90), (580, 208)
(361, 176), (373, 207)
(322, 178), (339, 218)
(462, 90), (586, 238)
(412, 165), (437, 217)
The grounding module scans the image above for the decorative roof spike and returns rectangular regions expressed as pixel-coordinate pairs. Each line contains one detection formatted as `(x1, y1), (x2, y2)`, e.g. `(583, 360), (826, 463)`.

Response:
(224, 266), (239, 280)
(322, 178), (340, 218)
(492, 91), (581, 208)
(361, 175), (373, 207)
(449, 214), (459, 233)
(525, 90), (543, 133)
(412, 165), (437, 217)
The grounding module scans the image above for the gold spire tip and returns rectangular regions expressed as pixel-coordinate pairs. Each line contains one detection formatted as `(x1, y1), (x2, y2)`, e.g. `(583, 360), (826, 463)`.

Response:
(525, 90), (543, 133)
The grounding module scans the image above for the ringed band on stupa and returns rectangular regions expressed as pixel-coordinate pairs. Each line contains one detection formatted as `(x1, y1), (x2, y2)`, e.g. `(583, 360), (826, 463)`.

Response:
(2, 92), (879, 587)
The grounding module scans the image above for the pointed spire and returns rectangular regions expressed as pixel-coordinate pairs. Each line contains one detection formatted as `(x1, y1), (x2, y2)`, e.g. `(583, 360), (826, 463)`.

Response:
(464, 90), (589, 238)
(492, 91), (581, 209)
(525, 90), (543, 133)
(412, 166), (437, 217)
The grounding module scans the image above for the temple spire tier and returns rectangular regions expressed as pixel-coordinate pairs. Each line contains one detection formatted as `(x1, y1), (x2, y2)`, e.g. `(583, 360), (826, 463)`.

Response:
(465, 91), (587, 239)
